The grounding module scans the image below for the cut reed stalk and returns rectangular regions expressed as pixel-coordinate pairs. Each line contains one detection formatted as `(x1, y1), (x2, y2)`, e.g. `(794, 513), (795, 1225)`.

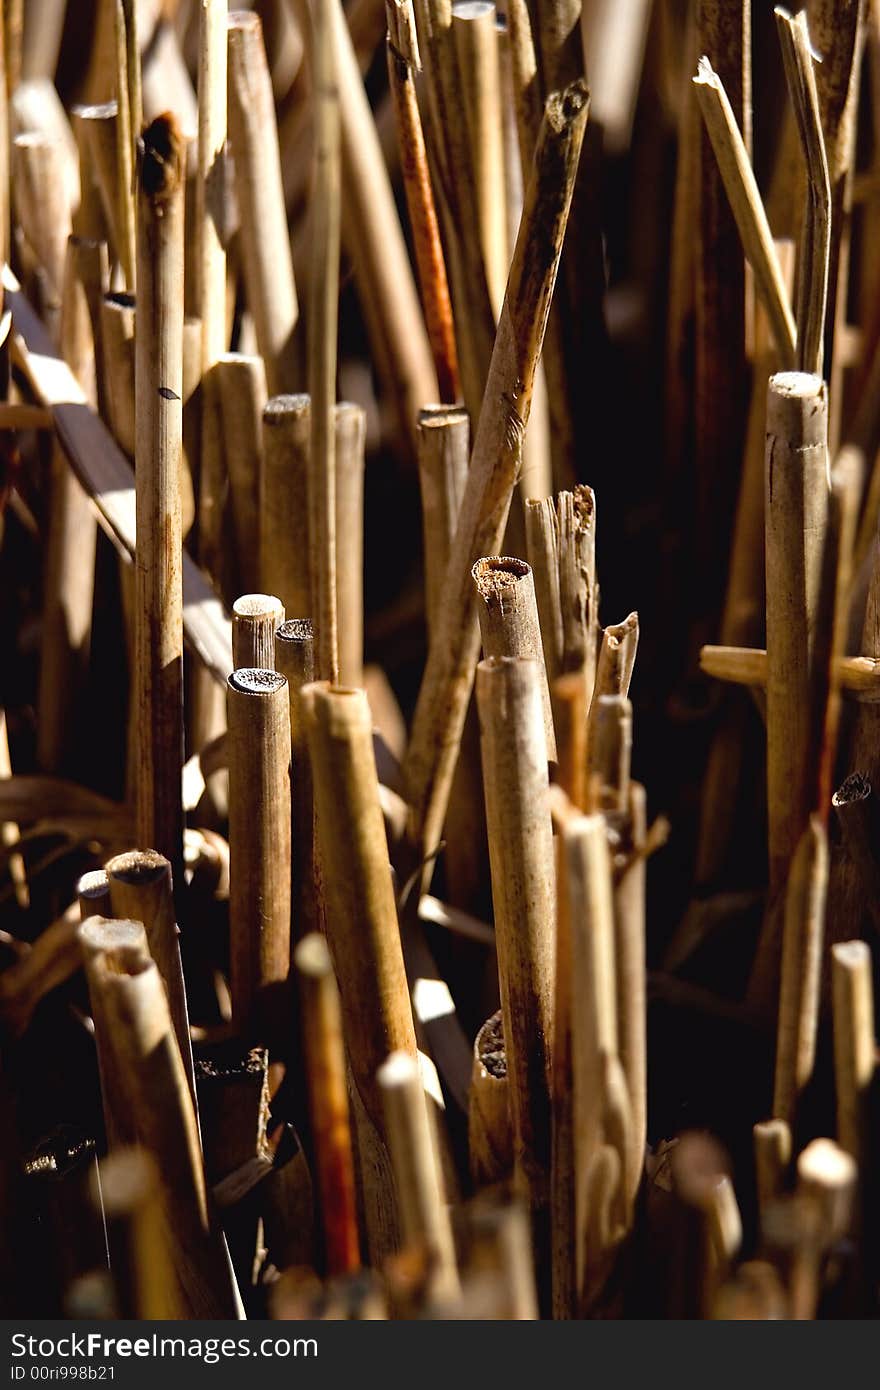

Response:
(274, 618), (318, 946)
(227, 10), (299, 394)
(214, 352), (268, 595)
(232, 594), (285, 670)
(294, 931), (361, 1276)
(452, 1), (508, 317)
(476, 656), (554, 1248)
(472, 556), (555, 758)
(377, 1050), (460, 1305)
(831, 940), (875, 1170)
(134, 114), (186, 880)
(334, 402), (366, 686)
(105, 848), (195, 1100)
(226, 667), (292, 1031)
(402, 81), (589, 867)
(308, 0), (341, 685)
(772, 816), (828, 1129)
(385, 0), (460, 402)
(261, 393), (311, 620)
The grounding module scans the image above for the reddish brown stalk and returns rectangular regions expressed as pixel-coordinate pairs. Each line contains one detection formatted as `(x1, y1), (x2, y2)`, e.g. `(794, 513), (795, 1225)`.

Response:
(386, 0), (460, 403)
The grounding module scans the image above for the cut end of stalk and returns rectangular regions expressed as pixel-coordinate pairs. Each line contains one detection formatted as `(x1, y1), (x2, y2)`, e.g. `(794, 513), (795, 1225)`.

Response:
(106, 847), (170, 886)
(228, 10), (261, 34)
(276, 618), (314, 644)
(545, 79), (591, 134)
(233, 593), (285, 619)
(263, 394), (311, 424)
(418, 404), (469, 430)
(105, 291), (136, 310)
(139, 112), (185, 204)
(831, 939), (871, 972)
(228, 667), (287, 696)
(797, 1137), (857, 1191)
(771, 370), (824, 399)
(294, 931), (334, 978)
(77, 869), (110, 902)
(78, 915), (149, 960)
(377, 1049), (420, 1090)
(71, 101), (118, 121)
(694, 55), (720, 88)
(472, 555), (530, 605)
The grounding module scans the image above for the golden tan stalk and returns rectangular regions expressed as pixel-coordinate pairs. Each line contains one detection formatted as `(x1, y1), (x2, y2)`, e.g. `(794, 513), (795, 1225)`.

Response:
(134, 114), (186, 878)
(226, 668), (292, 1031)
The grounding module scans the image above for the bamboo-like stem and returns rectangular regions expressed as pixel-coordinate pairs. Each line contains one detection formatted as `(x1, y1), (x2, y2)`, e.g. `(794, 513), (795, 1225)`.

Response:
(377, 1050), (460, 1304)
(753, 1118), (791, 1223)
(763, 372), (832, 902)
(112, 0), (136, 291)
(476, 656), (554, 1282)
(774, 7), (831, 379)
(98, 1148), (181, 1319)
(300, 681), (417, 1257)
(226, 668), (292, 1031)
(831, 940), (875, 1169)
(227, 10), (299, 394)
(614, 781), (647, 1207)
(469, 1009), (513, 1186)
(212, 352), (268, 595)
(524, 496), (563, 681)
(385, 0), (460, 402)
(99, 291), (136, 455)
(452, 0), (508, 318)
(417, 404), (469, 635)
(261, 393), (311, 618)
(409, 0), (495, 428)
(587, 694), (632, 815)
(796, 1138), (857, 1247)
(402, 82), (589, 866)
(12, 132), (71, 298)
(472, 556), (556, 758)
(232, 594), (285, 669)
(807, 0), (866, 431)
(308, 0), (341, 685)
(71, 103), (126, 273)
(693, 55), (796, 368)
(134, 114), (185, 880)
(701, 644), (880, 701)
(197, 0), (228, 373)
(294, 931), (360, 1276)
(416, 404), (483, 911)
(550, 672), (587, 810)
(563, 812), (617, 1311)
(334, 402), (366, 686)
(85, 937), (239, 1317)
(79, 915), (151, 1152)
(772, 816), (828, 1129)
(274, 618), (318, 946)
(105, 847), (196, 1100)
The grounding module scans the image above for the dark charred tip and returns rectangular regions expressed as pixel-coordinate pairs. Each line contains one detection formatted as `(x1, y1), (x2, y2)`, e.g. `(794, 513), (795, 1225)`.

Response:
(139, 112), (184, 203)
